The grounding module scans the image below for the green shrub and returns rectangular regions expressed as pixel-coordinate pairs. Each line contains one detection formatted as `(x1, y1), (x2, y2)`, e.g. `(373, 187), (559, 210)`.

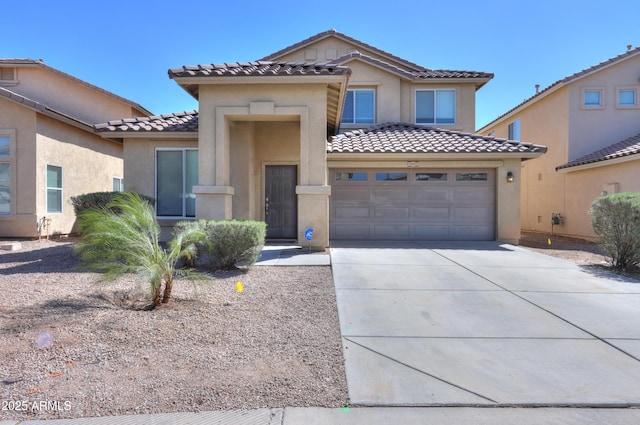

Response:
(71, 191), (155, 216)
(590, 192), (640, 270)
(176, 219), (266, 270)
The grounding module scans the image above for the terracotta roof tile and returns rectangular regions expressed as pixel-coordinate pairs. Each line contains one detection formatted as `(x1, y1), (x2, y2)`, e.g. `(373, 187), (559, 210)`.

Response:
(95, 110), (198, 133)
(168, 61), (351, 79)
(556, 132), (640, 170)
(327, 123), (547, 154)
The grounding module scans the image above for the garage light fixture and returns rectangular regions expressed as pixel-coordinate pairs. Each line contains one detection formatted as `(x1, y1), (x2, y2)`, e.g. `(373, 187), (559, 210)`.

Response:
(506, 171), (514, 183)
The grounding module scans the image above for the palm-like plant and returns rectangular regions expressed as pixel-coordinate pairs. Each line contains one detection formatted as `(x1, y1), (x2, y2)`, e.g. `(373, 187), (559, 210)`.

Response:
(75, 192), (205, 308)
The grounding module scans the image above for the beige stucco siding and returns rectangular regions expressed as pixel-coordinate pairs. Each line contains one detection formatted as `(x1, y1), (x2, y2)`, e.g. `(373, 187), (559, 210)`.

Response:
(567, 55), (640, 160)
(34, 116), (123, 236)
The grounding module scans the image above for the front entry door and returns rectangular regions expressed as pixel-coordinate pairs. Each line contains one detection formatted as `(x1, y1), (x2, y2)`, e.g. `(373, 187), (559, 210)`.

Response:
(265, 165), (297, 239)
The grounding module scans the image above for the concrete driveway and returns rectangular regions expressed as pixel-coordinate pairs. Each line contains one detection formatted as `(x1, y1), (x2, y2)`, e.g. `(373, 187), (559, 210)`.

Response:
(330, 240), (640, 407)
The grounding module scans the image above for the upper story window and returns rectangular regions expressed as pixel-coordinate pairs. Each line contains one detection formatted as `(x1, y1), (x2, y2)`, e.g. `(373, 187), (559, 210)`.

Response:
(508, 119), (521, 141)
(113, 177), (124, 192)
(416, 89), (455, 125)
(342, 89), (375, 124)
(582, 88), (604, 109)
(0, 67), (17, 85)
(617, 87), (638, 108)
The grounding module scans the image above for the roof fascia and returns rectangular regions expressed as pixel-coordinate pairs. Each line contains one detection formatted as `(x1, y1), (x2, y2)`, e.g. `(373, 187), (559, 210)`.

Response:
(97, 131), (198, 139)
(556, 152), (640, 173)
(172, 74), (349, 86)
(326, 152), (545, 160)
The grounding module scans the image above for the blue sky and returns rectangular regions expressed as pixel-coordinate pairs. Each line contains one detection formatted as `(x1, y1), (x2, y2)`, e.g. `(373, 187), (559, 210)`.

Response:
(3, 0), (639, 129)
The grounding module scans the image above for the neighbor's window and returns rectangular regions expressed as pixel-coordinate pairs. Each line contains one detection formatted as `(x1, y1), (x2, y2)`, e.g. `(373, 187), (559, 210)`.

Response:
(113, 177), (124, 192)
(156, 149), (198, 217)
(583, 88), (603, 108)
(508, 119), (521, 141)
(0, 136), (9, 156)
(341, 89), (375, 124)
(617, 87), (638, 107)
(0, 163), (9, 214)
(416, 89), (455, 125)
(46, 165), (63, 213)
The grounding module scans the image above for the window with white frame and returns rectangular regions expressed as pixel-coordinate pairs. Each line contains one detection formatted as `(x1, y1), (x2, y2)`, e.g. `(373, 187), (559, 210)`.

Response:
(508, 119), (521, 140)
(582, 88), (603, 108)
(46, 165), (63, 213)
(617, 87), (638, 108)
(113, 177), (124, 192)
(341, 89), (375, 124)
(416, 89), (455, 125)
(156, 149), (198, 218)
(0, 133), (12, 214)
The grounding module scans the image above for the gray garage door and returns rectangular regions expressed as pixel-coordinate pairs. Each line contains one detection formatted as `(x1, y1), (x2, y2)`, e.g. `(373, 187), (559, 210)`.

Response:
(330, 169), (495, 240)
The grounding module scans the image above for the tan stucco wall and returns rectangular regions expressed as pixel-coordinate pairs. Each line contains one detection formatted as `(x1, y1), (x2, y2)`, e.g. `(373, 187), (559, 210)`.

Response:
(34, 116), (123, 236)
(560, 159), (640, 239)
(481, 53), (640, 239)
(9, 67), (147, 125)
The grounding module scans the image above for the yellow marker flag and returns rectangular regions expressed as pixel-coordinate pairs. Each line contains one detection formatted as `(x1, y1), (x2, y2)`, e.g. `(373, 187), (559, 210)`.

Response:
(235, 281), (244, 293)
(548, 238), (552, 245)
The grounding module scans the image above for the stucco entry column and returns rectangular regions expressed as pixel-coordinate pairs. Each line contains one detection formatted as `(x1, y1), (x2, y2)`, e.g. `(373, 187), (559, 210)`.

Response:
(192, 103), (236, 219)
(295, 106), (331, 248)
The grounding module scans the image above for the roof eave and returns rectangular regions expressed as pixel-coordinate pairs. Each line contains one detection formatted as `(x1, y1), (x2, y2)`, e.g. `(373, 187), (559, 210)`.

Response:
(96, 131), (198, 139)
(327, 152), (545, 160)
(556, 152), (640, 173)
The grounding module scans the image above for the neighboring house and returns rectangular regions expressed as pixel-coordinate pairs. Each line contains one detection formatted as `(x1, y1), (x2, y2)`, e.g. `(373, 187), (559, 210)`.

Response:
(0, 59), (152, 238)
(479, 46), (640, 240)
(96, 30), (546, 247)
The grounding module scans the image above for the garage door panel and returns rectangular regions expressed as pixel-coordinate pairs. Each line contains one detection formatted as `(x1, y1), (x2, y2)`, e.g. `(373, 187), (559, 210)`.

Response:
(413, 225), (451, 239)
(334, 224), (371, 239)
(454, 207), (493, 220)
(373, 188), (410, 201)
(413, 207), (450, 220)
(331, 169), (495, 241)
(374, 207), (410, 219)
(335, 206), (370, 218)
(333, 188), (370, 201)
(413, 189), (450, 202)
(373, 225), (410, 239)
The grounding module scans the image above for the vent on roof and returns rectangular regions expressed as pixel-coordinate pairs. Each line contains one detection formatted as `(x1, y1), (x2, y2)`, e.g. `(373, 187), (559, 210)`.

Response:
(0, 67), (16, 83)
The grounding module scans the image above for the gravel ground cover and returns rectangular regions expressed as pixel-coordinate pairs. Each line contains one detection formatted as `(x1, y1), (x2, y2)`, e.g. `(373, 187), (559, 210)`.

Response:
(0, 239), (348, 421)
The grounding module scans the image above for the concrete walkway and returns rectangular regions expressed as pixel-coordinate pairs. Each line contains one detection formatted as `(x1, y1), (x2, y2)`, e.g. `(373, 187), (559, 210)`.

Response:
(7, 241), (640, 424)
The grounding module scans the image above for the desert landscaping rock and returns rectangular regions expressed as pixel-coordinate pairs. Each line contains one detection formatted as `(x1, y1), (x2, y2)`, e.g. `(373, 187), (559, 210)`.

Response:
(0, 240), (347, 421)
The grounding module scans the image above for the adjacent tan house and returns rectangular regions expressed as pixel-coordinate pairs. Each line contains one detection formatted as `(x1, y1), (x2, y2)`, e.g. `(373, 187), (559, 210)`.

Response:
(479, 46), (640, 240)
(0, 59), (152, 238)
(96, 30), (546, 246)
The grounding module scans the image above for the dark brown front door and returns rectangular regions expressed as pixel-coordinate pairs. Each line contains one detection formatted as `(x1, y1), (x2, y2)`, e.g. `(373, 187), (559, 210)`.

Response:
(265, 165), (297, 239)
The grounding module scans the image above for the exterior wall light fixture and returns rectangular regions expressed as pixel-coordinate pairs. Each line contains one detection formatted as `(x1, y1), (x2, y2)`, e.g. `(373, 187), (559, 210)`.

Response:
(506, 171), (514, 183)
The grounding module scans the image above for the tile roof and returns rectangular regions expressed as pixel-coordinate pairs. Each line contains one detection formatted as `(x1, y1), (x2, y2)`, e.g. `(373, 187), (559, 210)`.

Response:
(168, 61), (351, 79)
(329, 51), (492, 84)
(556, 132), (640, 170)
(0, 58), (153, 116)
(480, 45), (640, 131)
(259, 29), (429, 72)
(94, 110), (198, 133)
(327, 123), (547, 154)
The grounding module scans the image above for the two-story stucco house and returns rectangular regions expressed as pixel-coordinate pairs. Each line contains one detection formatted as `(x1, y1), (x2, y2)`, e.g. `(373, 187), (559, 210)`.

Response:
(479, 46), (640, 240)
(96, 30), (546, 247)
(0, 59), (152, 238)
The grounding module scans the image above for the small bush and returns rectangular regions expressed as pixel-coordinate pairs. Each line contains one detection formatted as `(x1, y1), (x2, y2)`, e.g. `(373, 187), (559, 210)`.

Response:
(590, 192), (640, 270)
(176, 219), (266, 270)
(71, 191), (155, 216)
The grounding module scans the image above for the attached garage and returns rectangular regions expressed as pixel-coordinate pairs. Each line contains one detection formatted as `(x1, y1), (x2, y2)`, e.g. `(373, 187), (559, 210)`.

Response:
(330, 168), (495, 240)
(327, 123), (547, 243)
